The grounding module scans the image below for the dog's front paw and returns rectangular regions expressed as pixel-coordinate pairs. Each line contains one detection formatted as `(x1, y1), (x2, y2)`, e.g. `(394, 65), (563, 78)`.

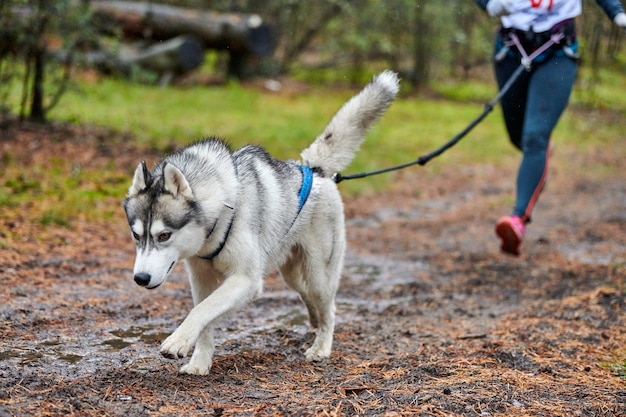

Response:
(179, 362), (211, 375)
(161, 330), (195, 359)
(305, 346), (331, 362)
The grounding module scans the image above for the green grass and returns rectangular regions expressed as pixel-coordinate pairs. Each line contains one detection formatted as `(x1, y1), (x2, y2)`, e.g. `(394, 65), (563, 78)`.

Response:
(51, 66), (626, 155)
(54, 77), (513, 156)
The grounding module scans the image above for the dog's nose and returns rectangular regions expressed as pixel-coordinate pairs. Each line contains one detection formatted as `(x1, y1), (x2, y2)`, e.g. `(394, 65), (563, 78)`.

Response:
(134, 273), (151, 287)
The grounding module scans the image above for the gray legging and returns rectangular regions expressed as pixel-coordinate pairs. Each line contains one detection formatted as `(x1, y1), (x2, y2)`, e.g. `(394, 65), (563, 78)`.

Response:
(494, 43), (577, 222)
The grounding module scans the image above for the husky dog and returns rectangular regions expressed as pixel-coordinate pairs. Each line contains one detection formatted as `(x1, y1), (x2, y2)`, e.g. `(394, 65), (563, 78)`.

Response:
(123, 71), (399, 375)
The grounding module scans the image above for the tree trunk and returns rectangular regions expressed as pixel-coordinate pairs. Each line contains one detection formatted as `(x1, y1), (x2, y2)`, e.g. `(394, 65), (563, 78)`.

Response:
(26, 0), (48, 122)
(411, 4), (431, 90)
(91, 1), (274, 56)
(29, 47), (45, 122)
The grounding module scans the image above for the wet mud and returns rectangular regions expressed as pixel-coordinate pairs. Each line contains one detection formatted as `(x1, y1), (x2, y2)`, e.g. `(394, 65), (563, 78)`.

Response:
(1, 122), (625, 416)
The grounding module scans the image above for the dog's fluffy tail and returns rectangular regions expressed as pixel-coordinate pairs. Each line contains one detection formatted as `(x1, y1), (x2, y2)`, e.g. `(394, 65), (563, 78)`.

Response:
(300, 70), (399, 177)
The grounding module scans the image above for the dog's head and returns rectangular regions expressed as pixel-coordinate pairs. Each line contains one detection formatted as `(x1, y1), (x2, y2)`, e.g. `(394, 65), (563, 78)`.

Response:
(123, 161), (206, 289)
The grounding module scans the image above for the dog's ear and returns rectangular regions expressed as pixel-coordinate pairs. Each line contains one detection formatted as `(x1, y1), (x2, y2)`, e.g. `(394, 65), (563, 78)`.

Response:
(163, 163), (193, 199)
(128, 161), (151, 197)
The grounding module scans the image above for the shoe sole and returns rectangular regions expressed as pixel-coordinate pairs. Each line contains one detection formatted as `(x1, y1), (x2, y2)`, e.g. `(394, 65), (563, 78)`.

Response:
(495, 220), (522, 256)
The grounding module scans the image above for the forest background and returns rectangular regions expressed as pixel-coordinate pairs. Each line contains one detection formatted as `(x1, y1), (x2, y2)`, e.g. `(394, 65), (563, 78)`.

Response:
(1, 0), (625, 122)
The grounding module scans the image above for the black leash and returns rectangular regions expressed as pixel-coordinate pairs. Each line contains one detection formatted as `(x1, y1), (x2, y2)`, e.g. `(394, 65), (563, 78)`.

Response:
(333, 32), (565, 184)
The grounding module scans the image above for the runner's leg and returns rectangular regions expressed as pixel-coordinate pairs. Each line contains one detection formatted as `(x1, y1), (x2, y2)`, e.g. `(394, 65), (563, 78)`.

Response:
(494, 53), (530, 150)
(513, 54), (577, 221)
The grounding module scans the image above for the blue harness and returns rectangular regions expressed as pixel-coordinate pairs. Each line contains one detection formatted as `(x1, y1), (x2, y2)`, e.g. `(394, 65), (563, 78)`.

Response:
(297, 165), (313, 213)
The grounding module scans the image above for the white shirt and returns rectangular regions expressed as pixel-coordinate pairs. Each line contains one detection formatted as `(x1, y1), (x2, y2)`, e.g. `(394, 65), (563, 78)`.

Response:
(501, 0), (582, 31)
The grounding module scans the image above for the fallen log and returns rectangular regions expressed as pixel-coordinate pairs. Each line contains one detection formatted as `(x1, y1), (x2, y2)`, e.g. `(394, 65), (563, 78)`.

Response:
(91, 1), (274, 56)
(122, 35), (204, 75)
(54, 35), (204, 85)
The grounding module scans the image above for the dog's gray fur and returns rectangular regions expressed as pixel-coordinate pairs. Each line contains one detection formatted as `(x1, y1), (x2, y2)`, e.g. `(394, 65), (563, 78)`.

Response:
(123, 71), (399, 375)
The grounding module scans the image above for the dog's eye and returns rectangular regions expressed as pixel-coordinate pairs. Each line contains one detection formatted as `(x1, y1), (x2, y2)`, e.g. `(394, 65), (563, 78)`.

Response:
(157, 232), (172, 242)
(132, 231), (141, 241)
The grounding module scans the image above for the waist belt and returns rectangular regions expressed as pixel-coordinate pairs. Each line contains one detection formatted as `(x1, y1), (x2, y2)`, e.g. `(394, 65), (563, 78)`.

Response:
(496, 18), (579, 67)
(500, 18), (576, 53)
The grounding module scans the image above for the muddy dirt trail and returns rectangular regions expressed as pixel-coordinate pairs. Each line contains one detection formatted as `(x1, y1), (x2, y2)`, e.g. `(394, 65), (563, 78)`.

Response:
(1, 122), (625, 416)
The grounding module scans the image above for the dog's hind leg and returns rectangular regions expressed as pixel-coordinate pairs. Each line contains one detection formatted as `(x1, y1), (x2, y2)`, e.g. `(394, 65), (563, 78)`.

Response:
(303, 287), (337, 362)
(281, 245), (321, 329)
(306, 251), (343, 362)
(282, 236), (344, 361)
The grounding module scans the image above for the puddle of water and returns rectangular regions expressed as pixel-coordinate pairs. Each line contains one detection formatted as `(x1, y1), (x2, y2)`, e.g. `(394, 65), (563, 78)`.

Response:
(103, 325), (169, 352)
(2, 346), (83, 365)
(0, 339), (90, 366)
(139, 331), (169, 344)
(101, 338), (133, 351)
(109, 326), (152, 339)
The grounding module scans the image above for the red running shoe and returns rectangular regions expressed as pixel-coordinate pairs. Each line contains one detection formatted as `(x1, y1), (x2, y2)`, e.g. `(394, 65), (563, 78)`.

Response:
(495, 215), (525, 256)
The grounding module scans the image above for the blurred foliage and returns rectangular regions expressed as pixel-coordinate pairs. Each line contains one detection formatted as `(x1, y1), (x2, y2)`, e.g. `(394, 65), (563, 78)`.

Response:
(0, 0), (96, 121)
(158, 0), (624, 86)
(0, 0), (624, 121)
